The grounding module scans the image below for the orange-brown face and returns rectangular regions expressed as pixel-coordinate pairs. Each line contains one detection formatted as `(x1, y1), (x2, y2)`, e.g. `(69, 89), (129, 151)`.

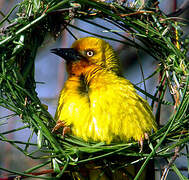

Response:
(66, 58), (90, 76)
(51, 37), (120, 76)
(66, 37), (106, 76)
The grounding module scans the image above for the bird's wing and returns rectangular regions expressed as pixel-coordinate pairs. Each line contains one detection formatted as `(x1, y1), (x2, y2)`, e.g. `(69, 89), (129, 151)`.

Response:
(89, 73), (157, 142)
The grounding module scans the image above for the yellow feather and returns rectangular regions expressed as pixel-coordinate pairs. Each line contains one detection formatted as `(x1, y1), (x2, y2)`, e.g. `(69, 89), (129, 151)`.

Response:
(54, 37), (157, 144)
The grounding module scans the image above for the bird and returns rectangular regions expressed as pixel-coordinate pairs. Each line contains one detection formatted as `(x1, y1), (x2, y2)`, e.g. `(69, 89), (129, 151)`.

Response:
(51, 37), (157, 146)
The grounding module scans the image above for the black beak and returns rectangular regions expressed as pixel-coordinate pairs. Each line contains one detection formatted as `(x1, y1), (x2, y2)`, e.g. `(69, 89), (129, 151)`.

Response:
(50, 48), (82, 62)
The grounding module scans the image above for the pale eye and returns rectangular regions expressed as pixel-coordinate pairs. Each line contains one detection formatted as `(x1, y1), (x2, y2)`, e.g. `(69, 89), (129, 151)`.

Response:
(86, 50), (94, 57)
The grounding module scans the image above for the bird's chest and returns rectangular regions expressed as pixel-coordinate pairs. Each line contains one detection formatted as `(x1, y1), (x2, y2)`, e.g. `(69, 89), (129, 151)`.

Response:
(59, 74), (113, 124)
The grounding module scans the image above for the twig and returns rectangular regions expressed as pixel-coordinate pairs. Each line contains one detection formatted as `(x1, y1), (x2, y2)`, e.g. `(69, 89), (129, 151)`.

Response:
(160, 145), (181, 180)
(0, 4), (18, 25)
(48, 6), (81, 15)
(14, 164), (103, 179)
(156, 71), (167, 125)
(0, 21), (18, 34)
(119, 10), (154, 17)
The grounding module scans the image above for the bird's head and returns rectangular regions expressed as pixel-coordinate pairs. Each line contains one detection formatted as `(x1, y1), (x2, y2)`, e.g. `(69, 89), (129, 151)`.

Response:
(51, 37), (121, 76)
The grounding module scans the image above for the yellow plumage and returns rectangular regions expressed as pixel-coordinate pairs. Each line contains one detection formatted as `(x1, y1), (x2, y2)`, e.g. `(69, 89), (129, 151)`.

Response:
(53, 37), (157, 144)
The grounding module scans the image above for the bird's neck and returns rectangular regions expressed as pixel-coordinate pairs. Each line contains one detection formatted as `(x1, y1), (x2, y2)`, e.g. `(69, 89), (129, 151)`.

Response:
(66, 64), (104, 96)
(66, 60), (89, 76)
(68, 62), (104, 80)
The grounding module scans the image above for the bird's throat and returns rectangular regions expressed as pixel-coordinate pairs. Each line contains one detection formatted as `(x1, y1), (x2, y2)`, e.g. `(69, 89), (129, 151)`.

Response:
(78, 74), (89, 96)
(67, 60), (89, 76)
(67, 62), (104, 97)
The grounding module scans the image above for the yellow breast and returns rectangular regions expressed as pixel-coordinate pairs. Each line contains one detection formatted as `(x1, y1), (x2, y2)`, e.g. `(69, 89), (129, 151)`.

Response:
(55, 68), (157, 144)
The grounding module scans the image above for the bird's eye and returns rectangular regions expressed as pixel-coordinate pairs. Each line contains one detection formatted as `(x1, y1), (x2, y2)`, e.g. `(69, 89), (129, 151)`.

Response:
(86, 50), (94, 57)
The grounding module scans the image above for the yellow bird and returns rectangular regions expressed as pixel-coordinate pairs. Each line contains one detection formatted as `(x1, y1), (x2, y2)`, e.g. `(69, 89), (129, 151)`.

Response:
(51, 37), (157, 145)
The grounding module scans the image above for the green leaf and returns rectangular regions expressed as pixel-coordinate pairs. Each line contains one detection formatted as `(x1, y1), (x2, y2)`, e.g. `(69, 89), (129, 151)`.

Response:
(52, 158), (60, 173)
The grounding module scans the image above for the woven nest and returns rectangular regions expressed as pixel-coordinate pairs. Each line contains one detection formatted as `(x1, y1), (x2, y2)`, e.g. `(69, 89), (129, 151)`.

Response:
(0, 0), (188, 179)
